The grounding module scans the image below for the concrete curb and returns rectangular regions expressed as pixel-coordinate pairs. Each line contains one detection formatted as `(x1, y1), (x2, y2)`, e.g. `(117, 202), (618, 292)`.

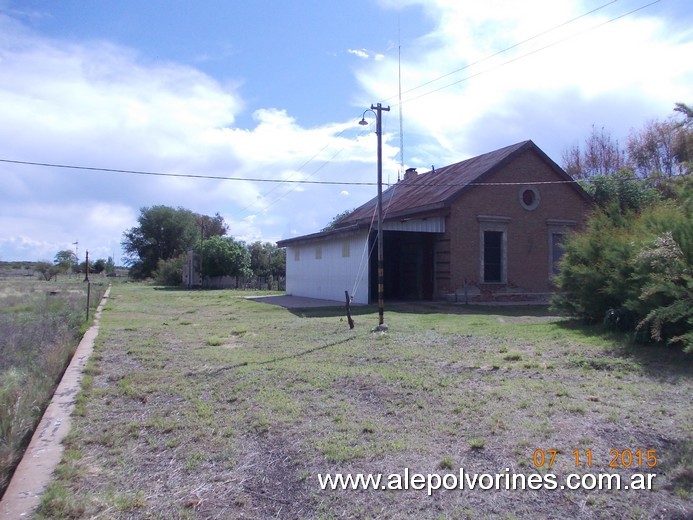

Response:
(0, 285), (111, 519)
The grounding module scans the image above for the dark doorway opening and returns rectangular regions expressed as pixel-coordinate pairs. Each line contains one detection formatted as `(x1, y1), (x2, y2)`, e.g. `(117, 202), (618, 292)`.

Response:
(483, 230), (503, 283)
(369, 231), (436, 302)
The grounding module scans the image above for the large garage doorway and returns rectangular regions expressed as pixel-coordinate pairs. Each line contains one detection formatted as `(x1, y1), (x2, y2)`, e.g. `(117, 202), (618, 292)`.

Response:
(369, 231), (436, 301)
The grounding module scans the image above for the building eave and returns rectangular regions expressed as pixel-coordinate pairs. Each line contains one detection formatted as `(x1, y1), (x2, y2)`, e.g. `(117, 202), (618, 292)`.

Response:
(276, 223), (368, 248)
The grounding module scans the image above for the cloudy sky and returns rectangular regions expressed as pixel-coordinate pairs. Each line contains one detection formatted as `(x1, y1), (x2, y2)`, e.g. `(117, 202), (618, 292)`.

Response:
(1, 0), (691, 263)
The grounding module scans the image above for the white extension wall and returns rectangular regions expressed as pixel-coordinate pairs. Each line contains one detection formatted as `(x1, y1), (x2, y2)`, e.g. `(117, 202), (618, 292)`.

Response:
(284, 231), (370, 304)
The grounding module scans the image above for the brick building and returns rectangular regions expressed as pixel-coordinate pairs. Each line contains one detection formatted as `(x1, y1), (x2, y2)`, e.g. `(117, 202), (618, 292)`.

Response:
(277, 140), (592, 304)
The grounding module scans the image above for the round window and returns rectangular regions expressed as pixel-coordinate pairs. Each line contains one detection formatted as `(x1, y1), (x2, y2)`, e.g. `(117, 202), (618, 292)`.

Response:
(519, 186), (540, 210)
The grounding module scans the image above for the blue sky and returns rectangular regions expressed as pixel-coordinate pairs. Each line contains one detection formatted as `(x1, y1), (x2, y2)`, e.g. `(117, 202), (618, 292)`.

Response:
(0, 0), (691, 263)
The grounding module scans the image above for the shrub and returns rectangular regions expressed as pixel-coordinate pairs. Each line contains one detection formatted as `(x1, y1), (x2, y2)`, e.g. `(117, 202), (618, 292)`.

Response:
(628, 232), (692, 352)
(552, 192), (692, 353)
(551, 211), (640, 323)
(153, 255), (185, 286)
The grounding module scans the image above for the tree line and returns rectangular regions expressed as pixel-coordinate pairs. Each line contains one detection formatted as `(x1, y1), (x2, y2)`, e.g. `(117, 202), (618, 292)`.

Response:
(120, 206), (285, 286)
(35, 253), (116, 281)
(553, 103), (692, 353)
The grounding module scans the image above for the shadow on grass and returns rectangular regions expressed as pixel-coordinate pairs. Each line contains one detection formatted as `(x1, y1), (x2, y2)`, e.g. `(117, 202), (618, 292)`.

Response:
(290, 300), (557, 319)
(555, 319), (693, 378)
(292, 301), (693, 376)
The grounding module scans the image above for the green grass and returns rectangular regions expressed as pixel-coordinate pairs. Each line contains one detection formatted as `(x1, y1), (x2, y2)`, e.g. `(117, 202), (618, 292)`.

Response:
(0, 277), (107, 497)
(35, 285), (693, 519)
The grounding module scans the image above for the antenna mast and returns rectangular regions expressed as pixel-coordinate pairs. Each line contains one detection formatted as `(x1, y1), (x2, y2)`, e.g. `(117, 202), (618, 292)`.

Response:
(398, 29), (404, 182)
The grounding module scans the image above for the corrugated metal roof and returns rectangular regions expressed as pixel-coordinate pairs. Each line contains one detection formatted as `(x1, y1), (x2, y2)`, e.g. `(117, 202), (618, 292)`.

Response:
(335, 139), (588, 227)
(339, 140), (535, 225)
(278, 140), (588, 247)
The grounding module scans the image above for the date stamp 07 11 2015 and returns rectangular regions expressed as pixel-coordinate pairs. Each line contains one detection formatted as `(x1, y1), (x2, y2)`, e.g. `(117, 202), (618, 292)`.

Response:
(533, 449), (658, 470)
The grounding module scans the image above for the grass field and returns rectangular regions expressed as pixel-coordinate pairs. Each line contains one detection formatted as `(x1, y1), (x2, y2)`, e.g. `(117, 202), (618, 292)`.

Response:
(36, 284), (691, 519)
(0, 277), (107, 498)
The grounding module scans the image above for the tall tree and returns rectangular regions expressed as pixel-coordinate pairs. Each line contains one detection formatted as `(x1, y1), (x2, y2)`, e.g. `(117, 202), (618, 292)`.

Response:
(200, 236), (251, 279)
(674, 102), (693, 122)
(54, 250), (77, 273)
(673, 102), (693, 173)
(122, 206), (200, 279)
(195, 212), (229, 239)
(562, 125), (625, 178)
(627, 118), (681, 177)
(321, 209), (354, 232)
(248, 241), (285, 278)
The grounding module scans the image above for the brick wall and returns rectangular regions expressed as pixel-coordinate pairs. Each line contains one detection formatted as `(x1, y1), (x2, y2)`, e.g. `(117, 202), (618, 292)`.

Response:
(435, 148), (590, 301)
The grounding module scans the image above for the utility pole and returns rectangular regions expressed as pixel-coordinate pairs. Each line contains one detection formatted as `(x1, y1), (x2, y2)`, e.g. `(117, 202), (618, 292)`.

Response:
(374, 103), (390, 326)
(84, 250), (91, 321)
(360, 103), (390, 326)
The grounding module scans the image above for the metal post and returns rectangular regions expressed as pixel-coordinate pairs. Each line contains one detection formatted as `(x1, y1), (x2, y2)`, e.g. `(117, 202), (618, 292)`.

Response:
(373, 103), (390, 326)
(84, 250), (91, 320)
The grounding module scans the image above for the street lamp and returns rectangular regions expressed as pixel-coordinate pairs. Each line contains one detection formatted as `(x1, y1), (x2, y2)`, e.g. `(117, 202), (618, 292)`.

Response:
(359, 103), (390, 327)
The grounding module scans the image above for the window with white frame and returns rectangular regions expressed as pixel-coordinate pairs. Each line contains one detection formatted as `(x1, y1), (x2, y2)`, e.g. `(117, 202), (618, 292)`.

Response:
(478, 216), (510, 283)
(483, 231), (503, 282)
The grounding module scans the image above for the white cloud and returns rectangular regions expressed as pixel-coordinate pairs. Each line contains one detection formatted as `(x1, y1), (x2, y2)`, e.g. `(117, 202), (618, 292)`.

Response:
(358, 0), (693, 164)
(348, 48), (369, 59)
(2, 2), (691, 262)
(0, 14), (385, 261)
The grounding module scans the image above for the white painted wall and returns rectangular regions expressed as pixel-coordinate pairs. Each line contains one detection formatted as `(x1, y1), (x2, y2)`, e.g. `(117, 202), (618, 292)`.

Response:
(284, 231), (370, 304)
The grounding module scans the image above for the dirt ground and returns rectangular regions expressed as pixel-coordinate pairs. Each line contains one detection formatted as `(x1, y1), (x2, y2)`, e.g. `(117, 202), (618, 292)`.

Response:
(30, 286), (693, 519)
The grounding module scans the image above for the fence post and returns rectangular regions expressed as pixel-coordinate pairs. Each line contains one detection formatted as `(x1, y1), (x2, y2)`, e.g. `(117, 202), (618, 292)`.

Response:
(86, 282), (91, 321)
(345, 291), (354, 330)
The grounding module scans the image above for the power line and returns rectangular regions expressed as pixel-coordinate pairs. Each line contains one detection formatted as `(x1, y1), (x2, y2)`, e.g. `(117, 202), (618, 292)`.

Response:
(386, 0), (661, 106)
(0, 157), (620, 189)
(0, 158), (380, 186)
(381, 0), (620, 104)
(1, 2), (660, 200)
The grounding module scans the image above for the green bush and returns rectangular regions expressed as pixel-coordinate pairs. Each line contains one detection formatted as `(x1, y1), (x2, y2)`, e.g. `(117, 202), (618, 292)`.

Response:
(153, 255), (185, 286)
(552, 179), (692, 353)
(551, 211), (639, 323)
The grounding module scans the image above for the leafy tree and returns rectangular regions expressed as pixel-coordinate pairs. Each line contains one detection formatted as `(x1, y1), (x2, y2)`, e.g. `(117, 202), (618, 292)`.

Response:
(122, 206), (201, 279)
(35, 261), (60, 281)
(566, 104), (693, 181)
(627, 117), (684, 177)
(105, 256), (116, 274)
(248, 241), (285, 278)
(54, 250), (77, 273)
(92, 259), (107, 274)
(200, 236), (251, 279)
(562, 125), (625, 178)
(321, 208), (354, 232)
(580, 170), (660, 216)
(674, 102), (693, 121)
(672, 102), (693, 173)
(196, 212), (229, 239)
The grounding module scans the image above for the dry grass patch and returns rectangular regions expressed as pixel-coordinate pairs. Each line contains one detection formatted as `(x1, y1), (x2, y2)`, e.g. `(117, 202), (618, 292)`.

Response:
(0, 278), (106, 498)
(35, 286), (693, 519)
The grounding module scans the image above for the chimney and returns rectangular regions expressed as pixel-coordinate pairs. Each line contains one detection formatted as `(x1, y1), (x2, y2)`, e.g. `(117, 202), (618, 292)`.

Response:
(404, 167), (418, 180)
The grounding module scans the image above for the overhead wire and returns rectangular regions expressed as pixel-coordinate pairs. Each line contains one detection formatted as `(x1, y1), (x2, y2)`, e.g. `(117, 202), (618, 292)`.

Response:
(0, 157), (616, 188)
(0, 158), (379, 186)
(0, 1), (660, 198)
(390, 0), (662, 106)
(380, 0), (620, 104)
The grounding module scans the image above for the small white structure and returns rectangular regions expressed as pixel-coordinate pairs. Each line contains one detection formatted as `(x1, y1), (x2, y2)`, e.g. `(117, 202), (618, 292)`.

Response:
(280, 227), (370, 304)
